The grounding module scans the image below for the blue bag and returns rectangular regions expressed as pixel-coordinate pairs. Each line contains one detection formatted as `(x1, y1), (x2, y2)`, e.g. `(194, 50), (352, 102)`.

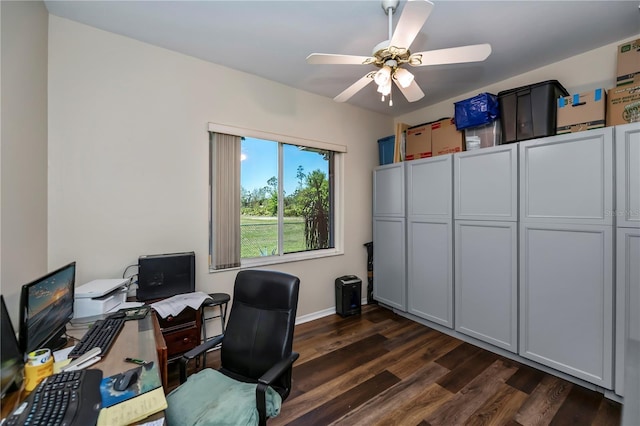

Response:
(454, 93), (499, 130)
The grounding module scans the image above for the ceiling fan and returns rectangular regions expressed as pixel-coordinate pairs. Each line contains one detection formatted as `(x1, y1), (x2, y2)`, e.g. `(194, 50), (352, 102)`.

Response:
(306, 0), (492, 106)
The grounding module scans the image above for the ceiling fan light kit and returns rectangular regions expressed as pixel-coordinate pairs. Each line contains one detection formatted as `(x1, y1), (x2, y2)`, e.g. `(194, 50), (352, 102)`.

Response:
(306, 0), (492, 107)
(394, 67), (414, 88)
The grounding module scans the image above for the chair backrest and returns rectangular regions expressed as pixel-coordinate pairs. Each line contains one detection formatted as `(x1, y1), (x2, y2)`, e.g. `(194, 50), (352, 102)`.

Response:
(220, 269), (300, 396)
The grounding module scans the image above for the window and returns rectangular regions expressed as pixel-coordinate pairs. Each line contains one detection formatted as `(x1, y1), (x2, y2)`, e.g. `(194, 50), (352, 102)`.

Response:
(208, 124), (345, 271)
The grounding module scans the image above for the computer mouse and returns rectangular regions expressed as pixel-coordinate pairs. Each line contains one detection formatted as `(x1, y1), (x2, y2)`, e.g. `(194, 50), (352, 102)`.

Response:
(113, 370), (139, 391)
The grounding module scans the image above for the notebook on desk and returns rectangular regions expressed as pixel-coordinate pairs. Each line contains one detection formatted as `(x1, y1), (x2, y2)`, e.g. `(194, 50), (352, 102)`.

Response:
(97, 387), (167, 426)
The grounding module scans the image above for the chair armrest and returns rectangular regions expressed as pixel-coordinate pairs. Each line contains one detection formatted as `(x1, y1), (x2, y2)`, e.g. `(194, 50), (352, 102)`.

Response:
(178, 334), (225, 384)
(184, 334), (224, 359)
(255, 352), (299, 426)
(257, 352), (299, 386)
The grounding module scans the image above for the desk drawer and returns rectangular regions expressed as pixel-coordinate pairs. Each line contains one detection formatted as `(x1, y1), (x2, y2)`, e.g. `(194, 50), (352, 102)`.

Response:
(157, 307), (198, 329)
(164, 327), (199, 358)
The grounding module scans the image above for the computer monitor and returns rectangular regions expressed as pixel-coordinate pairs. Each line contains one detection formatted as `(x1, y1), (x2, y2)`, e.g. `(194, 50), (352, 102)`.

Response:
(19, 262), (76, 354)
(137, 252), (195, 301)
(1, 295), (25, 399)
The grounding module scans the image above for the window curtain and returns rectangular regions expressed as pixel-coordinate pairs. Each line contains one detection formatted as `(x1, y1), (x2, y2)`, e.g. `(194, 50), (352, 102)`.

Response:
(210, 132), (241, 270)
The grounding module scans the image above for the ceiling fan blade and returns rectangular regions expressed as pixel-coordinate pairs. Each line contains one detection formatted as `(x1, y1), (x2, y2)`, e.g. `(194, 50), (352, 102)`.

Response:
(394, 78), (425, 102)
(334, 72), (376, 102)
(306, 53), (374, 65)
(409, 44), (492, 67)
(389, 0), (434, 49)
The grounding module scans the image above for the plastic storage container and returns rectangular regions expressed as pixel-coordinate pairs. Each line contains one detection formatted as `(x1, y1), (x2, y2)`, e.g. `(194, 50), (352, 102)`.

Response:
(454, 92), (499, 130)
(498, 80), (568, 144)
(464, 120), (502, 150)
(377, 135), (395, 165)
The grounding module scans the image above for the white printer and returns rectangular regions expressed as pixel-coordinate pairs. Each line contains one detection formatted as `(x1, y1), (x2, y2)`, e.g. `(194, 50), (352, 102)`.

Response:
(74, 278), (131, 318)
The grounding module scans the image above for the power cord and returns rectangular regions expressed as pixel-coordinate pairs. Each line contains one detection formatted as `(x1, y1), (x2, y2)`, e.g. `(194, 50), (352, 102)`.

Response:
(122, 264), (139, 279)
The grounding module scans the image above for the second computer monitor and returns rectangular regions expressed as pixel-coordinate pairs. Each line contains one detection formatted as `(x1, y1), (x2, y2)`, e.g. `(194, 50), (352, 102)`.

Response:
(19, 262), (76, 354)
(137, 251), (195, 302)
(1, 295), (24, 399)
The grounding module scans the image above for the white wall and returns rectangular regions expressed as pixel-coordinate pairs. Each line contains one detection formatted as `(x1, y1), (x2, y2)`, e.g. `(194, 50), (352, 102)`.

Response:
(41, 16), (640, 320)
(0, 1), (49, 323)
(48, 16), (392, 317)
(396, 34), (640, 126)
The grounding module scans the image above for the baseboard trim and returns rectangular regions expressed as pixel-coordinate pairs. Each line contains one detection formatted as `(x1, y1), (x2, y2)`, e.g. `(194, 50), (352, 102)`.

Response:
(296, 299), (369, 325)
(296, 307), (335, 324)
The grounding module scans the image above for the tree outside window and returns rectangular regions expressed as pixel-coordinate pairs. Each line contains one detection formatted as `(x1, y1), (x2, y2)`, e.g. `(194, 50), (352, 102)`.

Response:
(239, 138), (334, 259)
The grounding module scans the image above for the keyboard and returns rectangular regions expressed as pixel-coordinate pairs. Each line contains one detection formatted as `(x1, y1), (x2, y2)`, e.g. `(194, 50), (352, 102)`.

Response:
(4, 369), (102, 426)
(68, 317), (125, 359)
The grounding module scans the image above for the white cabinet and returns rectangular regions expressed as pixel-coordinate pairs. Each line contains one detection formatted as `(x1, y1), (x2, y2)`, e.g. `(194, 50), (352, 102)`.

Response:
(373, 163), (404, 217)
(615, 228), (640, 396)
(373, 217), (406, 310)
(615, 123), (640, 228)
(614, 121), (640, 396)
(455, 221), (518, 351)
(370, 126), (628, 391)
(407, 155), (452, 219)
(453, 145), (519, 351)
(518, 128), (614, 389)
(519, 223), (613, 387)
(454, 144), (518, 221)
(406, 156), (453, 327)
(373, 163), (406, 310)
(520, 128), (614, 225)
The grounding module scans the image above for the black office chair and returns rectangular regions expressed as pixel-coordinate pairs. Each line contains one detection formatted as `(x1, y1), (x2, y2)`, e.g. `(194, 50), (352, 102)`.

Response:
(166, 269), (300, 426)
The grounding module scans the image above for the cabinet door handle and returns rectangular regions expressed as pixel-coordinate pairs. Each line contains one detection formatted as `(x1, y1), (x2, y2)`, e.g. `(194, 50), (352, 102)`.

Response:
(183, 337), (190, 344)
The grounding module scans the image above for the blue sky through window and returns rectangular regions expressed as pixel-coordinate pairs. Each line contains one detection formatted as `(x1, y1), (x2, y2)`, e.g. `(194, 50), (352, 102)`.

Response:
(241, 137), (328, 195)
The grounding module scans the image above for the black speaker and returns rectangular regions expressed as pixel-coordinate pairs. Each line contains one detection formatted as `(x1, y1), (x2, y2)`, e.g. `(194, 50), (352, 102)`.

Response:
(335, 275), (362, 317)
(137, 251), (195, 301)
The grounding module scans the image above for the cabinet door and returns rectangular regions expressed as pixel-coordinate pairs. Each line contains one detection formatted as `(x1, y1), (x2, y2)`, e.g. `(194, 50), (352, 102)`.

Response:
(454, 144), (518, 222)
(615, 228), (640, 396)
(455, 221), (518, 352)
(373, 163), (404, 217)
(520, 127), (614, 225)
(373, 217), (406, 310)
(616, 123), (640, 228)
(407, 219), (453, 328)
(406, 155), (452, 220)
(520, 223), (613, 388)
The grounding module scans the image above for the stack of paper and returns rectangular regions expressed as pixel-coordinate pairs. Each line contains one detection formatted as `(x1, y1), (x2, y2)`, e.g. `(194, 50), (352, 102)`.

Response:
(151, 291), (212, 318)
(97, 362), (166, 426)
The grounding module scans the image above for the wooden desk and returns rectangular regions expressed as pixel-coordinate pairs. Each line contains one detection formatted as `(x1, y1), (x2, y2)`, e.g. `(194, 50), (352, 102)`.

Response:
(90, 313), (168, 424)
(88, 313), (168, 391)
(1, 313), (168, 424)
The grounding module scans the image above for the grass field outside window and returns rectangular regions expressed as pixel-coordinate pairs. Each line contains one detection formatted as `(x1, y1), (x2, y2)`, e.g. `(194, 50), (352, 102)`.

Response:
(241, 216), (306, 258)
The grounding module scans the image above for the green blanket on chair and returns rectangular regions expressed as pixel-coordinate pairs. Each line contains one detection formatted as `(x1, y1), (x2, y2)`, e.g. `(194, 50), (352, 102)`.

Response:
(166, 368), (282, 426)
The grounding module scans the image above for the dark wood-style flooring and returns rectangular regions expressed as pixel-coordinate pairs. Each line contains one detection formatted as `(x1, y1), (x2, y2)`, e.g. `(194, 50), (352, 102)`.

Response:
(167, 304), (622, 425)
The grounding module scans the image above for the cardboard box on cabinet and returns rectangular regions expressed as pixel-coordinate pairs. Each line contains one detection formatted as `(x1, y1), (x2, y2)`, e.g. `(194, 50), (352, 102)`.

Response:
(556, 88), (606, 134)
(617, 39), (640, 87)
(431, 118), (464, 156)
(607, 84), (640, 126)
(405, 124), (432, 160)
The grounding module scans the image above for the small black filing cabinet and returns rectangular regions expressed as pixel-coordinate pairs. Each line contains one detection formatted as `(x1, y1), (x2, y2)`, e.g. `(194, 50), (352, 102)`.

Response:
(335, 275), (362, 317)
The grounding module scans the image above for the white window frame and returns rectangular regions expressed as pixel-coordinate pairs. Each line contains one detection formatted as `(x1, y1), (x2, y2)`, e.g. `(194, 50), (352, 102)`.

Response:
(208, 122), (346, 272)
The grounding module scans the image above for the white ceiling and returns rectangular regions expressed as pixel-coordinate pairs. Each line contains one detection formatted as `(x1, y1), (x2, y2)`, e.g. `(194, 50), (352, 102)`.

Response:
(44, 0), (640, 117)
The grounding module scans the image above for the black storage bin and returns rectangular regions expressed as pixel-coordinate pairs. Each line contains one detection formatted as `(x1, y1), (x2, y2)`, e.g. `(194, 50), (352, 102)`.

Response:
(335, 275), (362, 317)
(498, 80), (568, 144)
